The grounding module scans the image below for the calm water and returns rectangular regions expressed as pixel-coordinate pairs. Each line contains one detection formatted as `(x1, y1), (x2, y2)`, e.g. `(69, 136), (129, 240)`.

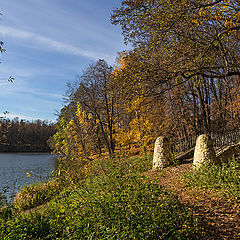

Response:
(0, 153), (56, 201)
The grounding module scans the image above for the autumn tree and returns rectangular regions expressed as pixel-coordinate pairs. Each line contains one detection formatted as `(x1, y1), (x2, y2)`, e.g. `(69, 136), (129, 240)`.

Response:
(0, 118), (56, 151)
(52, 1), (240, 159)
(112, 0), (239, 80)
(111, 0), (240, 135)
(54, 59), (116, 158)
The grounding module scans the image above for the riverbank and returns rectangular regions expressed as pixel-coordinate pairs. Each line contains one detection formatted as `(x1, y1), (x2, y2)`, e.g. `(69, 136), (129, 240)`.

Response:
(0, 154), (239, 239)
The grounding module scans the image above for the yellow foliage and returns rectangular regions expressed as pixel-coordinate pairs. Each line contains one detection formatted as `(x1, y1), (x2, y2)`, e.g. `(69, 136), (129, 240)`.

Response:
(112, 52), (128, 77)
(115, 96), (155, 153)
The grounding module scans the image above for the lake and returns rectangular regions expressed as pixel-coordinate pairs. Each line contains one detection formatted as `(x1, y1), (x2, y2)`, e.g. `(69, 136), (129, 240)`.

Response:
(0, 153), (56, 202)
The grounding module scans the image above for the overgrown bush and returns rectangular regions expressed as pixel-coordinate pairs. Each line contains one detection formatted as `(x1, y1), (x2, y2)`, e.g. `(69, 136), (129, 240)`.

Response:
(0, 189), (13, 221)
(13, 180), (63, 211)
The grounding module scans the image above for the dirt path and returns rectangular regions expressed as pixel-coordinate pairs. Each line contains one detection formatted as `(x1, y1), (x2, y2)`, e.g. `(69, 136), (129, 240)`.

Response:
(145, 161), (240, 240)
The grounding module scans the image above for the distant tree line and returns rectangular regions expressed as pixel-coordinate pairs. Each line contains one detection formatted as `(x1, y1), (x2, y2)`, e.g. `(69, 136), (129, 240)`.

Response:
(0, 118), (56, 152)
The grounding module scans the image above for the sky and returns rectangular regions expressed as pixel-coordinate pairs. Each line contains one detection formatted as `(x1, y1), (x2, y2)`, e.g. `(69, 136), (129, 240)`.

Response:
(0, 0), (126, 122)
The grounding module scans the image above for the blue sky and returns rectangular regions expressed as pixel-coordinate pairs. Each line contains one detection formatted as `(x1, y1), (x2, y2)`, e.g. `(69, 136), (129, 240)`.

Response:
(0, 0), (126, 122)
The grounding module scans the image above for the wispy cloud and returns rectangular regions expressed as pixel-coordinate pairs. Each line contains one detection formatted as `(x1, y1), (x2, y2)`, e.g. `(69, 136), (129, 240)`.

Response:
(21, 87), (63, 99)
(0, 65), (37, 78)
(0, 77), (63, 102)
(0, 113), (57, 122)
(0, 81), (9, 87)
(0, 0), (124, 121)
(0, 26), (112, 61)
(0, 113), (44, 121)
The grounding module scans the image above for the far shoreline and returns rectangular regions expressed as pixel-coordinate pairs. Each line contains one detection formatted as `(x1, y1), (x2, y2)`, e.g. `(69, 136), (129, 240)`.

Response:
(0, 151), (52, 154)
(0, 143), (52, 153)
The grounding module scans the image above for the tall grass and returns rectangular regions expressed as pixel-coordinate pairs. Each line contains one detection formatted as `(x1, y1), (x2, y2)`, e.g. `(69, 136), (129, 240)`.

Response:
(13, 180), (63, 211)
(0, 155), (202, 239)
(185, 157), (240, 202)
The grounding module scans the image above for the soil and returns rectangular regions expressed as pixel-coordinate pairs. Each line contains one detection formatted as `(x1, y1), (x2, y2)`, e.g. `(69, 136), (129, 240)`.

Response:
(145, 160), (240, 240)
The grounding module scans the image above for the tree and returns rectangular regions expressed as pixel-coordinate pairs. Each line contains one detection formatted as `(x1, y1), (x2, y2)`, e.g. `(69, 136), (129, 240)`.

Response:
(0, 118), (56, 151)
(112, 0), (239, 81)
(54, 59), (116, 157)
(111, 0), (240, 134)
(52, 1), (240, 159)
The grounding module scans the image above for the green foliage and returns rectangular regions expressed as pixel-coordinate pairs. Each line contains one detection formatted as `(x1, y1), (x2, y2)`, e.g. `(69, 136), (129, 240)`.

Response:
(185, 157), (240, 202)
(0, 189), (8, 207)
(0, 189), (13, 221)
(13, 180), (63, 211)
(0, 155), (202, 239)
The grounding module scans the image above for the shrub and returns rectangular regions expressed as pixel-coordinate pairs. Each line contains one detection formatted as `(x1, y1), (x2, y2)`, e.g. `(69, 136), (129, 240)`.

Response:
(13, 180), (62, 211)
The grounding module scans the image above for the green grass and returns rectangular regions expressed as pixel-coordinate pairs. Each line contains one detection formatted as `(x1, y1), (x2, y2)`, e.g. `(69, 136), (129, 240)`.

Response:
(13, 180), (63, 211)
(185, 157), (240, 202)
(0, 155), (202, 239)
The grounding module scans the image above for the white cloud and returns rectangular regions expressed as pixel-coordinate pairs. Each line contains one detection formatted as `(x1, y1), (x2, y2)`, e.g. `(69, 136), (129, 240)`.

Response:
(0, 26), (112, 61)
(0, 26), (32, 39)
(21, 87), (62, 99)
(0, 113), (42, 121)
(0, 81), (9, 87)
(0, 65), (36, 78)
(0, 78), (62, 102)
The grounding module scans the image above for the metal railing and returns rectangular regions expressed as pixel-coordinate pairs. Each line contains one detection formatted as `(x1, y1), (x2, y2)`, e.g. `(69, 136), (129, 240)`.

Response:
(172, 131), (240, 155)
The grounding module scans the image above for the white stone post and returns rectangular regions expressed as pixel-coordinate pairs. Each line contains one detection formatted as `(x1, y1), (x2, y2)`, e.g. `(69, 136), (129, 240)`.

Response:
(152, 136), (172, 169)
(193, 134), (216, 169)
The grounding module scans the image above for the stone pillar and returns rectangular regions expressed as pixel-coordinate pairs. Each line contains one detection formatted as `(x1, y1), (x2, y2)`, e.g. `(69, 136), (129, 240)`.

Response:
(152, 136), (171, 169)
(193, 134), (216, 169)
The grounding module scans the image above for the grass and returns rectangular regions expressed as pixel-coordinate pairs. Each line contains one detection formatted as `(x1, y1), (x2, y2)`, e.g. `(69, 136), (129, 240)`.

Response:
(0, 154), (202, 239)
(185, 156), (240, 202)
(13, 180), (63, 211)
